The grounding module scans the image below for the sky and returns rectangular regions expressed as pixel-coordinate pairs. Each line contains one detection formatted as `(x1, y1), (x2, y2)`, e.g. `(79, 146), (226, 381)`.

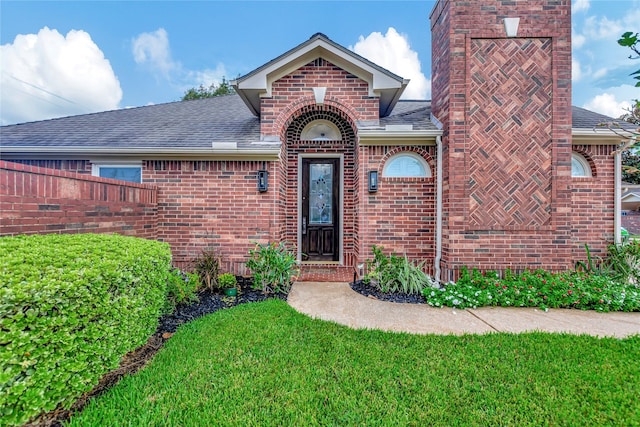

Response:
(1, 0), (638, 126)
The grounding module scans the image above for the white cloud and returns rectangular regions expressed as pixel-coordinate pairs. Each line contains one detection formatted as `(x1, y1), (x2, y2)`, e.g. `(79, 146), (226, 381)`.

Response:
(572, 0), (590, 14)
(592, 67), (608, 79)
(132, 28), (228, 97)
(583, 16), (623, 41)
(132, 28), (178, 78)
(0, 27), (122, 125)
(584, 93), (631, 118)
(572, 31), (586, 49)
(351, 27), (430, 100)
(572, 58), (583, 82)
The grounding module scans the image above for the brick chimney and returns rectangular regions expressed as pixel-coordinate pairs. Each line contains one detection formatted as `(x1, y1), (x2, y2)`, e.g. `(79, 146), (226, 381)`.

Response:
(430, 0), (573, 279)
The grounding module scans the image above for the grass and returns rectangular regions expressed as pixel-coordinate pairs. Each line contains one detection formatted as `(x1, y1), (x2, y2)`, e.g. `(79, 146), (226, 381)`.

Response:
(68, 300), (640, 426)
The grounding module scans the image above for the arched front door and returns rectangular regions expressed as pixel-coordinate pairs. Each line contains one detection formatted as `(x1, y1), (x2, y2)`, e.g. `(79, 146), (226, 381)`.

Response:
(301, 157), (340, 261)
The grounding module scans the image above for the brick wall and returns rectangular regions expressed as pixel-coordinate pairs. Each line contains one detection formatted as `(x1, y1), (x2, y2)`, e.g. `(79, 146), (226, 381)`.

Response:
(143, 160), (278, 272)
(571, 145), (616, 260)
(431, 0), (574, 279)
(262, 58), (377, 139)
(0, 160), (157, 238)
(359, 146), (437, 272)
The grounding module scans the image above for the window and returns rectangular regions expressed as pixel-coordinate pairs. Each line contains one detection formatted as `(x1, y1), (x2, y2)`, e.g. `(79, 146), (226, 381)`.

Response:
(571, 153), (592, 177)
(300, 120), (341, 141)
(382, 152), (431, 178)
(92, 163), (142, 183)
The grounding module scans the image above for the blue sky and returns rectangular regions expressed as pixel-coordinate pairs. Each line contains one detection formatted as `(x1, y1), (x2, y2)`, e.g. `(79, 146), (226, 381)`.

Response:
(1, 0), (638, 125)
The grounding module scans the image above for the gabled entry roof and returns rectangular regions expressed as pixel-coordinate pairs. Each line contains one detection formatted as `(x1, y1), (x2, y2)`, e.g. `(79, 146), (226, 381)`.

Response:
(231, 33), (409, 118)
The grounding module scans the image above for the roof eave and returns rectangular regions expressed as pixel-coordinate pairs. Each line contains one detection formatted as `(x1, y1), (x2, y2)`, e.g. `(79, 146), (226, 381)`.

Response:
(0, 146), (281, 161)
(233, 34), (407, 118)
(358, 129), (442, 146)
(572, 128), (634, 145)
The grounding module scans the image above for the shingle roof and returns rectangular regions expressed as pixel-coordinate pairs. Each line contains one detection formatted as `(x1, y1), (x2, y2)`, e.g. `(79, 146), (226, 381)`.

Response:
(0, 96), (630, 152)
(0, 94), (263, 150)
(572, 105), (636, 130)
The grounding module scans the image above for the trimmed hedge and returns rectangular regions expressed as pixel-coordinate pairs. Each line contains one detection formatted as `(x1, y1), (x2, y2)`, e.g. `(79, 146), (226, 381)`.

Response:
(0, 234), (177, 426)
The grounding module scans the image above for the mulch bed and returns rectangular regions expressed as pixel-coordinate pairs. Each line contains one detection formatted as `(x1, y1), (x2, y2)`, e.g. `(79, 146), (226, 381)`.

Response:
(349, 280), (427, 304)
(27, 277), (287, 427)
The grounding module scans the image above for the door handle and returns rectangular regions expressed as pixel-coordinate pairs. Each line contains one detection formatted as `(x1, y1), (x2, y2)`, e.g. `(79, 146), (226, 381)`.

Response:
(302, 217), (307, 235)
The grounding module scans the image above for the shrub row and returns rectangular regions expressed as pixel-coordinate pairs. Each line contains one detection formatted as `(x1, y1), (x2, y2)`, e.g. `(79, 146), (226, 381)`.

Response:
(0, 234), (182, 426)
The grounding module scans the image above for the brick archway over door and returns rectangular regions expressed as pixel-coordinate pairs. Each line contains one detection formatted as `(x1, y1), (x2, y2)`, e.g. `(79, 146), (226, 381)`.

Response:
(280, 107), (359, 267)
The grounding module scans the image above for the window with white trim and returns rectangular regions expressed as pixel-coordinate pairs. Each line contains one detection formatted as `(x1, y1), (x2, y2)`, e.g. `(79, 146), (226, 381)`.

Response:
(382, 152), (432, 178)
(91, 162), (142, 183)
(571, 153), (592, 177)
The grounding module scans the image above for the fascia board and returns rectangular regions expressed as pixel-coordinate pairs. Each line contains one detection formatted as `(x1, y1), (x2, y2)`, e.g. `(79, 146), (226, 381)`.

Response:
(0, 146), (281, 161)
(572, 128), (632, 145)
(358, 129), (441, 146)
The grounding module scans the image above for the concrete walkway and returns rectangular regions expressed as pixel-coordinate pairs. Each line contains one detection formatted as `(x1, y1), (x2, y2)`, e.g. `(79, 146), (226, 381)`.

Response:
(287, 282), (640, 338)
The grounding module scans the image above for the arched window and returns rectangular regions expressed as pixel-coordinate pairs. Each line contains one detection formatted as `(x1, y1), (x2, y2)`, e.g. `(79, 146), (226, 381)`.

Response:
(571, 153), (592, 177)
(382, 152), (431, 178)
(300, 120), (341, 141)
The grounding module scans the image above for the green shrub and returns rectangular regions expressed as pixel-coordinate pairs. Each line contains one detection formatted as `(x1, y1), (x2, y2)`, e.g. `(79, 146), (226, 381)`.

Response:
(423, 267), (640, 312)
(218, 273), (237, 289)
(0, 233), (178, 426)
(246, 242), (299, 294)
(192, 248), (221, 291)
(166, 270), (199, 308)
(606, 240), (640, 286)
(364, 245), (436, 295)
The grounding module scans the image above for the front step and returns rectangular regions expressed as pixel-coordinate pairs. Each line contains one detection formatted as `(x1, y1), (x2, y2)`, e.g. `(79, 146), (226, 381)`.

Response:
(298, 264), (355, 282)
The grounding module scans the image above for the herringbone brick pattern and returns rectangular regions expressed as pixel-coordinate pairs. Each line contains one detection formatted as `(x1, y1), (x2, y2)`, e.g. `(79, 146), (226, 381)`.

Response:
(468, 38), (552, 229)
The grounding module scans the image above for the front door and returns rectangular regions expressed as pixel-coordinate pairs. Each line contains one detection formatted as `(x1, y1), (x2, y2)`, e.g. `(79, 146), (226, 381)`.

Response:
(301, 158), (339, 261)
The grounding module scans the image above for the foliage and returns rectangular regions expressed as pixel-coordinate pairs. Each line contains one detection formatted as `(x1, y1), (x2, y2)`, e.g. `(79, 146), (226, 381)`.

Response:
(618, 31), (640, 88)
(192, 248), (221, 291)
(364, 245), (436, 295)
(609, 32), (640, 156)
(621, 149), (640, 184)
(68, 301), (640, 426)
(165, 270), (199, 308)
(0, 234), (178, 426)
(606, 240), (640, 286)
(181, 77), (235, 101)
(423, 267), (640, 312)
(574, 243), (609, 276)
(217, 273), (237, 289)
(246, 242), (299, 294)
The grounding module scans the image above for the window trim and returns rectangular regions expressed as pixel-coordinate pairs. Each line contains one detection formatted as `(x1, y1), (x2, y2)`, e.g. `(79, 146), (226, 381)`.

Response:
(382, 152), (432, 178)
(571, 153), (592, 177)
(91, 161), (143, 183)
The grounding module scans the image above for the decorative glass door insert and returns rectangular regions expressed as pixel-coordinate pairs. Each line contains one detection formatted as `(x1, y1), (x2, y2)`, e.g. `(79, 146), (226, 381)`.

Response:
(309, 164), (333, 225)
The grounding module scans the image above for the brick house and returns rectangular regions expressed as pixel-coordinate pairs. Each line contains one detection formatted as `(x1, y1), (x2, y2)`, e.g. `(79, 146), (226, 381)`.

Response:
(0, 0), (627, 281)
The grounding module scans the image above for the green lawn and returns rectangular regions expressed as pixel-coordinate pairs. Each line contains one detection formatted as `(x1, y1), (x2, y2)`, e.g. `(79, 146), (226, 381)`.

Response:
(68, 300), (640, 426)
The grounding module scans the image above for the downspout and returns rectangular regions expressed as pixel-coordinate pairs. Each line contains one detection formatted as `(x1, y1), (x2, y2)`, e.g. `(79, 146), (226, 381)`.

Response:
(614, 149), (622, 244)
(435, 135), (443, 284)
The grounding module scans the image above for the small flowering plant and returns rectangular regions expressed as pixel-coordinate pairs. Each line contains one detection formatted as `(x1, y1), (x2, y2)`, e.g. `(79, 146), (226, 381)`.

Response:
(423, 267), (640, 312)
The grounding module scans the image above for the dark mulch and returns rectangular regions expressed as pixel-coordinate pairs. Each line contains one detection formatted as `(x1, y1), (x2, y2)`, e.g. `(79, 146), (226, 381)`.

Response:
(28, 278), (287, 427)
(349, 280), (427, 304)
